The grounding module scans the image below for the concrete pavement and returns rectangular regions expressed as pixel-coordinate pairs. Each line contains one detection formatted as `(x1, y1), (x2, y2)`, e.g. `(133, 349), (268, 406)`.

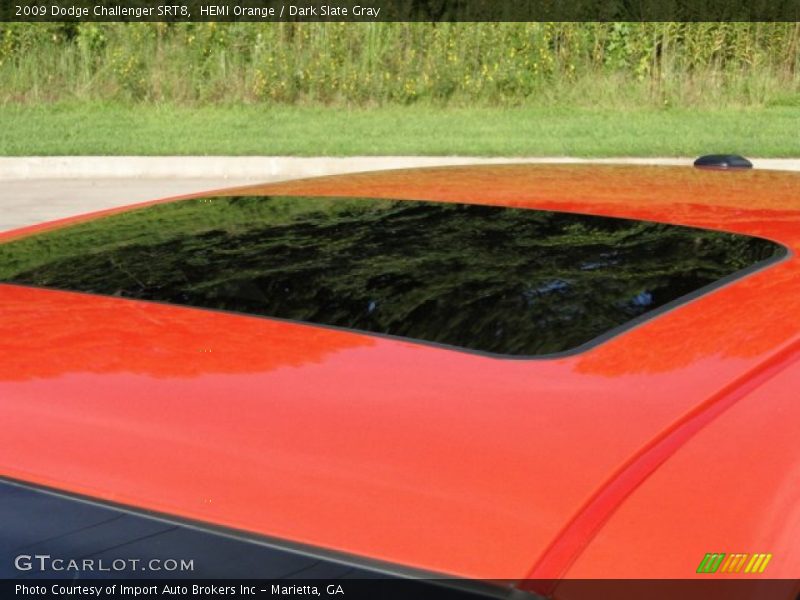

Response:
(4, 156), (800, 180)
(0, 178), (267, 233)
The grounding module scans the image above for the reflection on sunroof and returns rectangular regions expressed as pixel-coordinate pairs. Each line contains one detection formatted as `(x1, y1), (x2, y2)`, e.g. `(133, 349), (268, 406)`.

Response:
(0, 195), (785, 357)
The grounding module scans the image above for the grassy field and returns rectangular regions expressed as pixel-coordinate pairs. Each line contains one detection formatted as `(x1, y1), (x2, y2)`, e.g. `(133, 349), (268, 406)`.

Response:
(2, 23), (798, 157)
(1, 23), (798, 107)
(1, 103), (798, 156)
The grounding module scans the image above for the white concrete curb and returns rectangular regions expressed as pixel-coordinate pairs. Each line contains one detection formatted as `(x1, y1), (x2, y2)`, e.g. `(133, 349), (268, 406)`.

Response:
(2, 156), (798, 180)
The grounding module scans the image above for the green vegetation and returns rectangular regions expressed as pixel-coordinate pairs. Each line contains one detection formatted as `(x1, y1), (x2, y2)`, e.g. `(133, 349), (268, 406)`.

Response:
(1, 103), (798, 156)
(1, 23), (797, 156)
(1, 22), (798, 107)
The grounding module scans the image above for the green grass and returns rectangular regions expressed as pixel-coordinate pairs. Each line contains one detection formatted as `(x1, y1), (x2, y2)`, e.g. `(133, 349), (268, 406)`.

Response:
(2, 24), (798, 156)
(1, 103), (798, 157)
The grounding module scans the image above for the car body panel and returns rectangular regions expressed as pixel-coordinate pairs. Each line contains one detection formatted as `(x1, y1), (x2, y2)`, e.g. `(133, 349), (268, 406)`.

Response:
(1, 165), (799, 582)
(560, 341), (800, 580)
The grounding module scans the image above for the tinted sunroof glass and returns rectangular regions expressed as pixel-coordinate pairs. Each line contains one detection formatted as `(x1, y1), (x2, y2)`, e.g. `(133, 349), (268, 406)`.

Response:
(0, 196), (784, 357)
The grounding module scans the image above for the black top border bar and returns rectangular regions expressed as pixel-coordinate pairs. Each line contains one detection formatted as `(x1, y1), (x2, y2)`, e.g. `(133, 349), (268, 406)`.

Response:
(3, 0), (800, 22)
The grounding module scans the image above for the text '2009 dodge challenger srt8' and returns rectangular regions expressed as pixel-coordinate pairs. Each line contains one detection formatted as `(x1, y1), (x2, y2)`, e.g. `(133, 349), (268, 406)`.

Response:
(0, 164), (798, 599)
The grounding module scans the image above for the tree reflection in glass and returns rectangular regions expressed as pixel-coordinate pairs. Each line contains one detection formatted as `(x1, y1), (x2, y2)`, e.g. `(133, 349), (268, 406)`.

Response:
(0, 195), (784, 356)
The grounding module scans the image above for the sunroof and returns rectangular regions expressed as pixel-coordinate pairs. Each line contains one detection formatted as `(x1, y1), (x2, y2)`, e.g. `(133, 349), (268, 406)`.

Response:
(0, 195), (785, 357)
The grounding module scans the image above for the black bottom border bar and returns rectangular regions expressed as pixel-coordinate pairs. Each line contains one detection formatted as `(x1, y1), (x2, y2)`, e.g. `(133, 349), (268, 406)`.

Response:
(4, 579), (800, 600)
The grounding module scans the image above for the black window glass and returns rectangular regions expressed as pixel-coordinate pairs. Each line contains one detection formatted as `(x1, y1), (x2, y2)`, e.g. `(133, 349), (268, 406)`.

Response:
(0, 196), (784, 357)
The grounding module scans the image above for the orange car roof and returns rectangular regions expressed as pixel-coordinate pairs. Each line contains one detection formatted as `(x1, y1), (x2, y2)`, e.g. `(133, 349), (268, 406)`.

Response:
(1, 165), (799, 581)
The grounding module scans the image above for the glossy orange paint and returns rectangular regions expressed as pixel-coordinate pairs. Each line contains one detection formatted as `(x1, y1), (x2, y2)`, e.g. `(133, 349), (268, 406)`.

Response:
(1, 165), (799, 586)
